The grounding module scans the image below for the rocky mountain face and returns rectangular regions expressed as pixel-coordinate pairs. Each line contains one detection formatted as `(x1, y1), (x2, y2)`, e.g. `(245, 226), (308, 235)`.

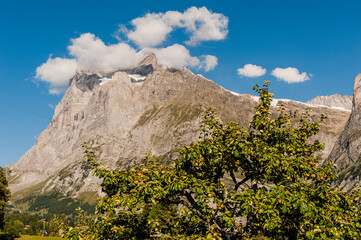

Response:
(6, 54), (351, 213)
(307, 94), (353, 111)
(328, 74), (361, 190)
(270, 99), (350, 162)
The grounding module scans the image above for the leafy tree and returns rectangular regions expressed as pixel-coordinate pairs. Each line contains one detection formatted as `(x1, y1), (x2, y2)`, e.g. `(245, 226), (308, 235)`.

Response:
(3, 220), (23, 238)
(0, 167), (10, 230)
(49, 214), (68, 236)
(4, 212), (43, 235)
(67, 81), (361, 239)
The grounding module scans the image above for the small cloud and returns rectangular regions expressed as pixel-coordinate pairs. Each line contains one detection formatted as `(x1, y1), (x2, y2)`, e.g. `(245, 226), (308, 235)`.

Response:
(127, 13), (173, 48)
(180, 7), (229, 46)
(148, 44), (219, 72)
(35, 57), (78, 94)
(200, 55), (218, 72)
(112, 24), (129, 41)
(49, 87), (67, 95)
(237, 64), (266, 78)
(271, 67), (310, 83)
(150, 45), (218, 72)
(150, 44), (200, 69)
(47, 104), (55, 109)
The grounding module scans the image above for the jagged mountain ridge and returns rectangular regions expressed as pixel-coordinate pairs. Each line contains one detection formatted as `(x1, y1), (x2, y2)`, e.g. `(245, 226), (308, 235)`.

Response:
(307, 94), (352, 111)
(6, 54), (351, 211)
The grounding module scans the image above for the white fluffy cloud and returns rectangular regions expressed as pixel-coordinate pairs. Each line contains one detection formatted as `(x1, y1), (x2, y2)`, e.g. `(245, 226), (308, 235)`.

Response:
(36, 34), (217, 94)
(271, 67), (310, 83)
(237, 64), (266, 78)
(175, 7), (229, 46)
(200, 55), (218, 72)
(36, 6), (226, 94)
(127, 14), (173, 48)
(151, 45), (217, 72)
(36, 57), (78, 94)
(151, 44), (200, 68)
(36, 33), (143, 94)
(126, 6), (228, 47)
(68, 33), (140, 71)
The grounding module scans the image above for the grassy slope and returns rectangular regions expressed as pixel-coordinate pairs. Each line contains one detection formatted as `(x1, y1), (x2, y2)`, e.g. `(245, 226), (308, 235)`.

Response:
(18, 236), (63, 240)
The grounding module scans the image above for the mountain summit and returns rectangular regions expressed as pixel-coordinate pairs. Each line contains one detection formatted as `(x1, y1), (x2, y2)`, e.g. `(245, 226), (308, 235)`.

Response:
(8, 54), (256, 197)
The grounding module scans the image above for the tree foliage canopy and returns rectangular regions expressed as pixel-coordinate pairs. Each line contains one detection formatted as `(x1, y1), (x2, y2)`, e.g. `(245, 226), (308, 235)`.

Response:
(0, 167), (10, 230)
(65, 81), (361, 239)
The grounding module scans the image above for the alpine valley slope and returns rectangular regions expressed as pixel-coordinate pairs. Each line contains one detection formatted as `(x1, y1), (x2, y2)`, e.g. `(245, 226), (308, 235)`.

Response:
(6, 54), (351, 214)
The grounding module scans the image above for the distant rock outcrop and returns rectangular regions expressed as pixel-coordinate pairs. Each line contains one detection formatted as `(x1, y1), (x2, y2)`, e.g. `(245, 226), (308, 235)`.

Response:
(307, 94), (352, 111)
(328, 74), (361, 189)
(6, 54), (351, 212)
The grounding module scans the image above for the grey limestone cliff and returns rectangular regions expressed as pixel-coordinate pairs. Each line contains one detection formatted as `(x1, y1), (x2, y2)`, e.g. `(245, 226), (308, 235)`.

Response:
(328, 74), (361, 189)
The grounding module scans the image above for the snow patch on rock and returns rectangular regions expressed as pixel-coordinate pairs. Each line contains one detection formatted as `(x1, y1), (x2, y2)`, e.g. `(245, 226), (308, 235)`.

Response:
(99, 77), (112, 86)
(128, 74), (146, 82)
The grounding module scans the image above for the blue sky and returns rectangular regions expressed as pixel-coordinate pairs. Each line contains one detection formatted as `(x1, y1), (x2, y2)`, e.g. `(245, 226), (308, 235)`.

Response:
(1, 0), (361, 166)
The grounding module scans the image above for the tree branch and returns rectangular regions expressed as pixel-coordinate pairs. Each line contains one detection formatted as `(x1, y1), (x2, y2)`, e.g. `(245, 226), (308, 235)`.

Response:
(233, 175), (252, 192)
(183, 191), (223, 233)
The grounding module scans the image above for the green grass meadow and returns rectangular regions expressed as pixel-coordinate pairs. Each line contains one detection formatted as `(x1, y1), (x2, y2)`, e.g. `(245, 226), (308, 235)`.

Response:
(18, 236), (63, 240)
